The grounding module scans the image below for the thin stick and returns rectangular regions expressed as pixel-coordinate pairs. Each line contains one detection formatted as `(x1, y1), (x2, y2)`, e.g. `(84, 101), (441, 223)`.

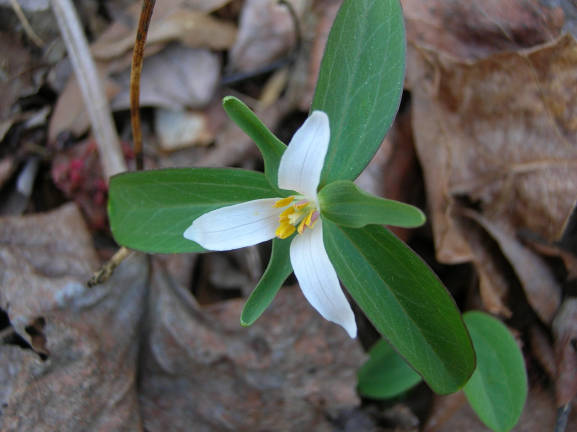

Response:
(87, 247), (133, 287)
(51, 0), (126, 178)
(130, 0), (156, 171)
(554, 403), (571, 432)
(9, 0), (44, 48)
(88, 0), (157, 287)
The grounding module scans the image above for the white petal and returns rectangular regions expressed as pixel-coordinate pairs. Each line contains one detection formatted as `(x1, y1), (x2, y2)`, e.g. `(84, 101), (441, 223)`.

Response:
(184, 198), (281, 251)
(290, 221), (357, 338)
(278, 111), (330, 200)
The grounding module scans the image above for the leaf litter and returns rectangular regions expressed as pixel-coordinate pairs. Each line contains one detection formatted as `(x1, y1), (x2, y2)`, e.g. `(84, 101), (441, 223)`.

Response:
(2, 0), (577, 430)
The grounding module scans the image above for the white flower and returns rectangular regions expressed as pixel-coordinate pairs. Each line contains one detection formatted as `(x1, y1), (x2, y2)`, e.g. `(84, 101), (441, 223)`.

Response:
(183, 111), (357, 338)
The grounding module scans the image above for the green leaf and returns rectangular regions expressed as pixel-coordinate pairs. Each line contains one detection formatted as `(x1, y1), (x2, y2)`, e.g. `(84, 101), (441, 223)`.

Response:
(358, 339), (422, 399)
(222, 96), (286, 187)
(463, 312), (528, 432)
(319, 180), (426, 228)
(322, 221), (475, 394)
(241, 238), (292, 326)
(108, 168), (278, 253)
(312, 0), (405, 185)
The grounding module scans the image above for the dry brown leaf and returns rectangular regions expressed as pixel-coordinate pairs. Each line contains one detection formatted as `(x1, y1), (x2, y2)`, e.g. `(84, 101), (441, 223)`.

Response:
(48, 68), (121, 143)
(530, 325), (557, 380)
(460, 218), (512, 318)
(553, 299), (577, 406)
(408, 34), (577, 263)
(523, 231), (577, 280)
(465, 211), (561, 324)
(182, 0), (232, 12)
(111, 45), (220, 111)
(298, 0), (342, 111)
(92, 9), (236, 61)
(154, 107), (213, 151)
(139, 264), (365, 431)
(229, 0), (304, 72)
(424, 391), (468, 432)
(0, 31), (36, 121)
(0, 157), (15, 189)
(428, 386), (577, 431)
(0, 204), (146, 431)
(50, 45), (219, 142)
(402, 0), (564, 61)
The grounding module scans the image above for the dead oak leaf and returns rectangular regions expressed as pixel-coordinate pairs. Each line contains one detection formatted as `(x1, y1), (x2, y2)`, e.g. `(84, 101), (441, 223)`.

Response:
(0, 204), (146, 431)
(408, 34), (577, 264)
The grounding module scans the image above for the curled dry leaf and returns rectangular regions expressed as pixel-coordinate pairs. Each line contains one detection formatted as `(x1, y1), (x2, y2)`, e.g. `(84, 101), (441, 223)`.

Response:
(465, 211), (561, 325)
(402, 0), (564, 60)
(0, 204), (147, 431)
(140, 264), (365, 431)
(552, 299), (577, 407)
(529, 325), (557, 380)
(459, 217), (512, 318)
(408, 34), (577, 264)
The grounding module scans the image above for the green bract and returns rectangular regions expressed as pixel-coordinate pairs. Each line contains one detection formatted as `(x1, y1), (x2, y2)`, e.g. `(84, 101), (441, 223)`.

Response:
(108, 0), (476, 395)
(319, 180), (425, 228)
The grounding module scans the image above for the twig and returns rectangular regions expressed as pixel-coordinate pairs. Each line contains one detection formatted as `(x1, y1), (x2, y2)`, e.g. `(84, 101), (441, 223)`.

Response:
(279, 0), (302, 54)
(554, 402), (571, 432)
(9, 0), (44, 48)
(87, 0), (157, 287)
(51, 0), (126, 179)
(87, 247), (133, 287)
(131, 0), (156, 171)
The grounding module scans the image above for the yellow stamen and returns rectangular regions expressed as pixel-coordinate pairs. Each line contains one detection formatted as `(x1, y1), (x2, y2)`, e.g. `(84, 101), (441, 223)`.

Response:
(273, 196), (318, 239)
(304, 209), (314, 227)
(279, 206), (295, 219)
(274, 196), (295, 208)
(275, 222), (296, 239)
(297, 218), (307, 234)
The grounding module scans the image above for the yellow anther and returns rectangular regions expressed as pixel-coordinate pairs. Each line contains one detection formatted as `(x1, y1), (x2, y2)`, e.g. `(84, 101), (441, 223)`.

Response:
(280, 206), (295, 219)
(275, 222), (296, 239)
(274, 196), (295, 208)
(304, 209), (314, 227)
(273, 197), (318, 239)
(297, 217), (307, 234)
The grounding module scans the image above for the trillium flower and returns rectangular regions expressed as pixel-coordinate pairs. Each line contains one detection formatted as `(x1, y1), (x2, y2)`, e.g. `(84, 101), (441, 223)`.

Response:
(183, 111), (357, 338)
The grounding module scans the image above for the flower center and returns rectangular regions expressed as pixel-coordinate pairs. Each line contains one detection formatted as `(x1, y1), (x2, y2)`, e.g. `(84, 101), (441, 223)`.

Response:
(273, 196), (319, 239)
